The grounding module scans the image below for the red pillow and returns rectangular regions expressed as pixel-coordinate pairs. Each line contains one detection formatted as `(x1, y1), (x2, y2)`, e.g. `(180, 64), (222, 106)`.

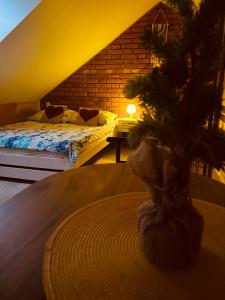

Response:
(79, 109), (99, 121)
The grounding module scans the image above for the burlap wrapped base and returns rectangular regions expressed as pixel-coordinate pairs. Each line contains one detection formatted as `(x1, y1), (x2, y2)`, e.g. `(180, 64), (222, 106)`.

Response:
(138, 201), (204, 269)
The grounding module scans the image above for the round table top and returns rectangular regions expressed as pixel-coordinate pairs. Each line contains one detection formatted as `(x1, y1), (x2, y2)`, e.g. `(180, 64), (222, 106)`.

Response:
(43, 192), (225, 300)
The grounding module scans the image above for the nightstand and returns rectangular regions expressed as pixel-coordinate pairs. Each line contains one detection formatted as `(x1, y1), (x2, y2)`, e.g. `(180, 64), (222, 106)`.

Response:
(116, 117), (138, 137)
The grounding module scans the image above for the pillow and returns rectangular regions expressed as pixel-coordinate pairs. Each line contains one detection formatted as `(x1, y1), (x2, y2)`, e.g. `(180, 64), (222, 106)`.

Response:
(61, 109), (79, 124)
(28, 106), (64, 124)
(78, 107), (117, 126)
(45, 106), (64, 118)
(76, 108), (100, 126)
(39, 106), (64, 123)
(97, 110), (117, 125)
(80, 109), (99, 121)
(28, 110), (45, 122)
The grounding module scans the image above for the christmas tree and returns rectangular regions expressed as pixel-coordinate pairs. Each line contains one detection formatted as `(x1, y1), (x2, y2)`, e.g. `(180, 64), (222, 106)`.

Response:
(125, 0), (225, 268)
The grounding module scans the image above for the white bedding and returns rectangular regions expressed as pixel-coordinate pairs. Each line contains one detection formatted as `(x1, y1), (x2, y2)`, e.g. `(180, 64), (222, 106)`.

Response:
(0, 121), (116, 163)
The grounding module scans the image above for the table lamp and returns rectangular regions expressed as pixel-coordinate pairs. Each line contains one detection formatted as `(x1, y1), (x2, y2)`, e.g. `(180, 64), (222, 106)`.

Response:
(126, 104), (136, 118)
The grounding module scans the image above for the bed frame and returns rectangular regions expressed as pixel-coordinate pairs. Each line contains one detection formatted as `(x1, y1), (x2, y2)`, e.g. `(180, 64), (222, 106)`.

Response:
(0, 129), (114, 181)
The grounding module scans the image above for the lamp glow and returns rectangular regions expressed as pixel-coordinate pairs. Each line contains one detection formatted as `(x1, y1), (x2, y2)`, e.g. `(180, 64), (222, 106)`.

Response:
(126, 104), (136, 117)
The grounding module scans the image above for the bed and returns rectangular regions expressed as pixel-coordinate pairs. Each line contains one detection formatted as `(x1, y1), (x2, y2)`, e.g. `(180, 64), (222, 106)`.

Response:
(0, 120), (116, 181)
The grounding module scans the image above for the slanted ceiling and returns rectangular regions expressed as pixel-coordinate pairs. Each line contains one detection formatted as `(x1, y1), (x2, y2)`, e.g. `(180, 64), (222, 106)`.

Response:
(0, 0), (159, 104)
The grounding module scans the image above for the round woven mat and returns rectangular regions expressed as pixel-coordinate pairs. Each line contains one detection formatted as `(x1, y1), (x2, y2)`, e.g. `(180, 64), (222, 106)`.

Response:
(43, 192), (225, 300)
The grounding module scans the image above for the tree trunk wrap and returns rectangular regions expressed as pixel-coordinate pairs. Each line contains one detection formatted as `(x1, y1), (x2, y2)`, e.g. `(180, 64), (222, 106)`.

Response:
(138, 200), (204, 269)
(128, 139), (204, 269)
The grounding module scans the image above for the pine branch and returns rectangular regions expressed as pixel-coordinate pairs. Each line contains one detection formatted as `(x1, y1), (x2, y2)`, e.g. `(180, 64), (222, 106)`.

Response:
(125, 0), (225, 170)
(165, 0), (195, 18)
(190, 128), (225, 169)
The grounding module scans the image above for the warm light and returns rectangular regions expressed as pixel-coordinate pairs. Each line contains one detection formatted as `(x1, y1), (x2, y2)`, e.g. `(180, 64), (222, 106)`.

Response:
(126, 104), (136, 116)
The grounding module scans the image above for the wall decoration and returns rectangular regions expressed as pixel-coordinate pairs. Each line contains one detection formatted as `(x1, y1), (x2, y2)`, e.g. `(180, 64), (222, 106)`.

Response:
(151, 8), (169, 67)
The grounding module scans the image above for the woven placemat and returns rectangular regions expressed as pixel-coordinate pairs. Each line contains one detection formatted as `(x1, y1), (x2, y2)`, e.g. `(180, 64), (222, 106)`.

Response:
(43, 192), (225, 300)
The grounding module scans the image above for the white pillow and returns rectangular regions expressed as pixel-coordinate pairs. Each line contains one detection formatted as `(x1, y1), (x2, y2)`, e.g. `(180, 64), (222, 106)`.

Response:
(76, 108), (100, 126)
(29, 107), (65, 124)
(97, 110), (117, 125)
(79, 107), (117, 125)
(61, 109), (79, 124)
(28, 110), (45, 122)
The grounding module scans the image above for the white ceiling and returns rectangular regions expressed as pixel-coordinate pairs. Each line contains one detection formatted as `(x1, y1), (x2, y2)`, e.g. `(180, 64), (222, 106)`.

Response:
(0, 0), (159, 104)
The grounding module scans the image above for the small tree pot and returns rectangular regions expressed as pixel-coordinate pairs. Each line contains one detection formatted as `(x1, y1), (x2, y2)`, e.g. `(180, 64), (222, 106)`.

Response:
(138, 201), (204, 269)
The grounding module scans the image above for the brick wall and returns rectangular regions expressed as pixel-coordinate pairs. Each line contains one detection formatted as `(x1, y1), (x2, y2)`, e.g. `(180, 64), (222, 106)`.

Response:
(42, 2), (182, 117)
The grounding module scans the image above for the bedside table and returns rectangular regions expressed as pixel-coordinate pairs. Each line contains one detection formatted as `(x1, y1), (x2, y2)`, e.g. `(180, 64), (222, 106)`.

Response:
(116, 117), (138, 137)
(106, 136), (127, 163)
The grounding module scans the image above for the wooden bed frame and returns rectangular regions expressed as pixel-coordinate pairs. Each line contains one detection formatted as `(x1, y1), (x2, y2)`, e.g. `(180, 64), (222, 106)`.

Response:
(0, 129), (115, 181)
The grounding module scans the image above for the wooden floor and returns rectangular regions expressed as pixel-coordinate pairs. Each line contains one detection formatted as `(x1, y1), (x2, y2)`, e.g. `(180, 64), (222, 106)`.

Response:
(0, 144), (132, 205)
(0, 180), (30, 205)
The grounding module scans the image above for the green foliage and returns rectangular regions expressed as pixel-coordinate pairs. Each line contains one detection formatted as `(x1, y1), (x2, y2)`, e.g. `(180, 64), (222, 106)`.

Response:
(190, 128), (225, 170)
(124, 0), (225, 170)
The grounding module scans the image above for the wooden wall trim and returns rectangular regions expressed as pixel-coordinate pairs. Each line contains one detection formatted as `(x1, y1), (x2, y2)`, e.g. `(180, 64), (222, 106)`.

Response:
(0, 112), (32, 126)
(0, 101), (40, 125)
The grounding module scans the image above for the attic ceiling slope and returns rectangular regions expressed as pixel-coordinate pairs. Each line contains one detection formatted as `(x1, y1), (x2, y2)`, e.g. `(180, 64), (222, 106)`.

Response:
(0, 0), (159, 104)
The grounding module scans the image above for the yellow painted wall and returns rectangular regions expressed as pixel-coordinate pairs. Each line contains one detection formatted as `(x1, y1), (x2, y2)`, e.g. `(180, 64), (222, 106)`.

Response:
(0, 0), (159, 104)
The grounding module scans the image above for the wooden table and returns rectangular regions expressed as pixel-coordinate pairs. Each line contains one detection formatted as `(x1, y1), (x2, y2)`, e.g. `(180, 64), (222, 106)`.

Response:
(43, 193), (225, 300)
(1, 163), (225, 300)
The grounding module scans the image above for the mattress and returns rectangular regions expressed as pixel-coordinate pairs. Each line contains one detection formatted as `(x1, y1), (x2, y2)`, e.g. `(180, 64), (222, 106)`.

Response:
(0, 121), (115, 163)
